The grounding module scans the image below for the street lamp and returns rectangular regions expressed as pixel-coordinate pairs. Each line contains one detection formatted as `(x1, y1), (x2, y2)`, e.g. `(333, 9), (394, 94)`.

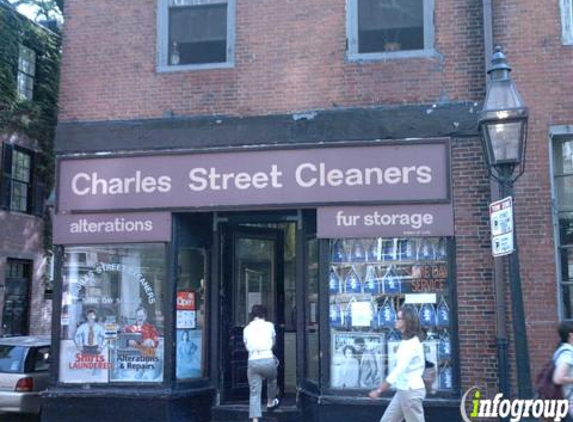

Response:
(479, 47), (532, 401)
(480, 46), (528, 182)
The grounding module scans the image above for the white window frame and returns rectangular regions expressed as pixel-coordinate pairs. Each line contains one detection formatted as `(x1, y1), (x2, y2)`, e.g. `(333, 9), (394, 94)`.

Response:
(346, 0), (435, 61)
(157, 0), (236, 72)
(550, 125), (573, 320)
(561, 0), (573, 45)
(17, 45), (36, 100)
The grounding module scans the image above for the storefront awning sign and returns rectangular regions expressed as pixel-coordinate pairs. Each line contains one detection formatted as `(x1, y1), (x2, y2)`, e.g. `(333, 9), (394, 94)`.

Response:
(53, 212), (172, 244)
(317, 204), (454, 238)
(57, 141), (450, 212)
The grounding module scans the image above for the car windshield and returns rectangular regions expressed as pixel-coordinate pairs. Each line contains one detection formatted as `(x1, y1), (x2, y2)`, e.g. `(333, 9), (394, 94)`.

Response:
(0, 345), (27, 373)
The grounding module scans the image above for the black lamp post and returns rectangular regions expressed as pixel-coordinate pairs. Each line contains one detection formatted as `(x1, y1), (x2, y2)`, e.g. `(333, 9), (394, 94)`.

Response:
(479, 47), (532, 400)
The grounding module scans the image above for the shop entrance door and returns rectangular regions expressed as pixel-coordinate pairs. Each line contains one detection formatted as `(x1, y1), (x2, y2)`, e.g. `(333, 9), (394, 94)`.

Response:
(221, 225), (284, 402)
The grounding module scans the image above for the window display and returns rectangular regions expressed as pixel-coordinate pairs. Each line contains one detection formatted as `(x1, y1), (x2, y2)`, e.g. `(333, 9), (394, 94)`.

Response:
(329, 237), (453, 393)
(59, 244), (165, 384)
(176, 248), (206, 379)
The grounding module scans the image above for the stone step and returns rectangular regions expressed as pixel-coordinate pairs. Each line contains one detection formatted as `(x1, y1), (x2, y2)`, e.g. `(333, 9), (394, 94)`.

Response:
(211, 400), (300, 422)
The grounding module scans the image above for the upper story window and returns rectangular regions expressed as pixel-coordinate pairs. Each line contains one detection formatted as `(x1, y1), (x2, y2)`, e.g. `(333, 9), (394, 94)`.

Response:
(157, 0), (235, 72)
(561, 0), (573, 45)
(17, 45), (36, 100)
(1, 143), (39, 215)
(346, 0), (435, 60)
(551, 128), (573, 319)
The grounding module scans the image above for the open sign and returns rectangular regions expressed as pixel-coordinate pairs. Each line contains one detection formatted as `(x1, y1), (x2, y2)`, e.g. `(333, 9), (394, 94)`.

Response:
(176, 292), (196, 310)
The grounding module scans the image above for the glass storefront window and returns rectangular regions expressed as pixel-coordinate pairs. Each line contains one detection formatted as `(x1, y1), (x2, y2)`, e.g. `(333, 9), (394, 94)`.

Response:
(328, 237), (453, 394)
(59, 244), (166, 384)
(305, 237), (319, 382)
(176, 247), (207, 379)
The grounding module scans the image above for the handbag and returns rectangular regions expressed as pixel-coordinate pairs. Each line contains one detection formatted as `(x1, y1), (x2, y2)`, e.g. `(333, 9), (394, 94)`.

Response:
(423, 359), (437, 394)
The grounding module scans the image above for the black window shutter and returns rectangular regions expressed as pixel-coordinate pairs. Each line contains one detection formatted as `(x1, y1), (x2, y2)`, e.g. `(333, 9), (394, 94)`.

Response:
(0, 143), (13, 209)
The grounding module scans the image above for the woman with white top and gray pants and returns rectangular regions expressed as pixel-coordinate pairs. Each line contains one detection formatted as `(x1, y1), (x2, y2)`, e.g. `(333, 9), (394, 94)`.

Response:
(368, 305), (426, 422)
(243, 304), (280, 422)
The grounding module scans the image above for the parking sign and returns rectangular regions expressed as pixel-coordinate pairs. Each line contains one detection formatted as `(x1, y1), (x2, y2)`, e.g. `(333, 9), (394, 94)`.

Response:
(489, 197), (514, 257)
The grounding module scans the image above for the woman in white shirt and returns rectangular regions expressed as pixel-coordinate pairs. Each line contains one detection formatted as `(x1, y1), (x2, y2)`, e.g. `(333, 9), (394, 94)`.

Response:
(368, 305), (426, 422)
(243, 305), (280, 422)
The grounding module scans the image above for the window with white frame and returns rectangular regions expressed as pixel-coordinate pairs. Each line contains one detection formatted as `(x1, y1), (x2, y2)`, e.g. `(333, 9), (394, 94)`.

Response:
(346, 0), (434, 59)
(17, 45), (36, 100)
(552, 130), (573, 319)
(157, 0), (235, 71)
(561, 0), (573, 45)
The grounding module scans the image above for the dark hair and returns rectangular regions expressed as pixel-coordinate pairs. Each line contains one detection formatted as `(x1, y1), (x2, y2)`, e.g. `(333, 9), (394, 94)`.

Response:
(558, 321), (573, 343)
(86, 309), (96, 316)
(342, 345), (356, 357)
(251, 304), (267, 320)
(400, 305), (422, 340)
(136, 307), (147, 315)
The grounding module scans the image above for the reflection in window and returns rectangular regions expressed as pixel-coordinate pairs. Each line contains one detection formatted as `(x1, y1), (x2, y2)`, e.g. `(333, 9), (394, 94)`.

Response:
(305, 238), (319, 382)
(59, 244), (165, 384)
(554, 137), (573, 319)
(17, 45), (36, 100)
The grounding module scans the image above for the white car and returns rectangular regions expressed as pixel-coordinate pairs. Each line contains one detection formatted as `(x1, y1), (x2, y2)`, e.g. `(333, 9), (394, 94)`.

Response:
(0, 335), (50, 414)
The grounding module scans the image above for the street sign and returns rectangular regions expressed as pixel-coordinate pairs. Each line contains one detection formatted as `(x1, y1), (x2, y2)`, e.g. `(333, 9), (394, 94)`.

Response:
(489, 196), (514, 257)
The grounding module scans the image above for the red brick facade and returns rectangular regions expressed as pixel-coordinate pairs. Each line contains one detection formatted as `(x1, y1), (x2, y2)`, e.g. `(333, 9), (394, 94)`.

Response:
(55, 0), (572, 413)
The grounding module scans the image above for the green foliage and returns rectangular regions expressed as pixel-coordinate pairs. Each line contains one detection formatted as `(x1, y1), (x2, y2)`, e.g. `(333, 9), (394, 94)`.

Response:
(0, 2), (61, 252)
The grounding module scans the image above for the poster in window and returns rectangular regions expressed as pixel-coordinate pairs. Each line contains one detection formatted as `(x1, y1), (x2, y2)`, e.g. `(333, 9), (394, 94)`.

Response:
(177, 291), (196, 310)
(59, 245), (165, 384)
(330, 331), (385, 389)
(176, 329), (202, 379)
(176, 310), (196, 329)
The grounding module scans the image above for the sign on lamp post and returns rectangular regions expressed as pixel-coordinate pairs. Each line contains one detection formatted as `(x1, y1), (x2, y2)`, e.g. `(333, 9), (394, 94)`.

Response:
(489, 196), (514, 257)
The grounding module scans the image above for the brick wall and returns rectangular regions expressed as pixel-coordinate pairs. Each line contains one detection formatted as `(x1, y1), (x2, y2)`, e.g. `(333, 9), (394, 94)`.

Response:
(491, 0), (573, 379)
(58, 0), (485, 122)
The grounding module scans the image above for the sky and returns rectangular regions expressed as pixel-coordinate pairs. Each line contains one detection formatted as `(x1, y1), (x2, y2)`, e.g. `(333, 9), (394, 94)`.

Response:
(15, 4), (39, 20)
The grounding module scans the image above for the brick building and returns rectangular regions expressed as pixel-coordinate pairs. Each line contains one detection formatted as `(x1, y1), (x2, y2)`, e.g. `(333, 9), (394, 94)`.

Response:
(45, 1), (573, 422)
(0, 2), (59, 338)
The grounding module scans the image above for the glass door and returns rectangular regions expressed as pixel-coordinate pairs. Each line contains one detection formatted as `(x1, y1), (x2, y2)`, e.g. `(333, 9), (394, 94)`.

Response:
(221, 225), (284, 401)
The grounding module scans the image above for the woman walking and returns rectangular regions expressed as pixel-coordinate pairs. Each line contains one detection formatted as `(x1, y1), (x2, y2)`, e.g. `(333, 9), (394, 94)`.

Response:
(243, 304), (280, 422)
(368, 305), (426, 422)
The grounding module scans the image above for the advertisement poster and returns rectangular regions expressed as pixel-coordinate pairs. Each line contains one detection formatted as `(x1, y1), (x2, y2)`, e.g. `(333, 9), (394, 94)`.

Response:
(330, 331), (385, 389)
(59, 339), (110, 383)
(110, 338), (164, 382)
(176, 329), (202, 379)
(176, 310), (196, 329)
(59, 245), (165, 384)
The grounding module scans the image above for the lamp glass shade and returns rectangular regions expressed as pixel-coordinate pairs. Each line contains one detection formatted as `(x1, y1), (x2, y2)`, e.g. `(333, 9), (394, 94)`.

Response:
(486, 121), (522, 162)
(480, 77), (528, 167)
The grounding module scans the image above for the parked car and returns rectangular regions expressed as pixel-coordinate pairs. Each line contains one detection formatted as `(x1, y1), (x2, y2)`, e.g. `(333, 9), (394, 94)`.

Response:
(0, 335), (50, 414)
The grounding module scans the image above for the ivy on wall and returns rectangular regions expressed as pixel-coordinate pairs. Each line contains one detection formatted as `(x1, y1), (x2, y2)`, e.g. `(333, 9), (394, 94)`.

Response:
(0, 2), (61, 252)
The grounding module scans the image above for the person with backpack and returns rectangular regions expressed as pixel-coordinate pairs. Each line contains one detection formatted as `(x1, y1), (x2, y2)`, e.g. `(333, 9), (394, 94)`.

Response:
(553, 321), (573, 421)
